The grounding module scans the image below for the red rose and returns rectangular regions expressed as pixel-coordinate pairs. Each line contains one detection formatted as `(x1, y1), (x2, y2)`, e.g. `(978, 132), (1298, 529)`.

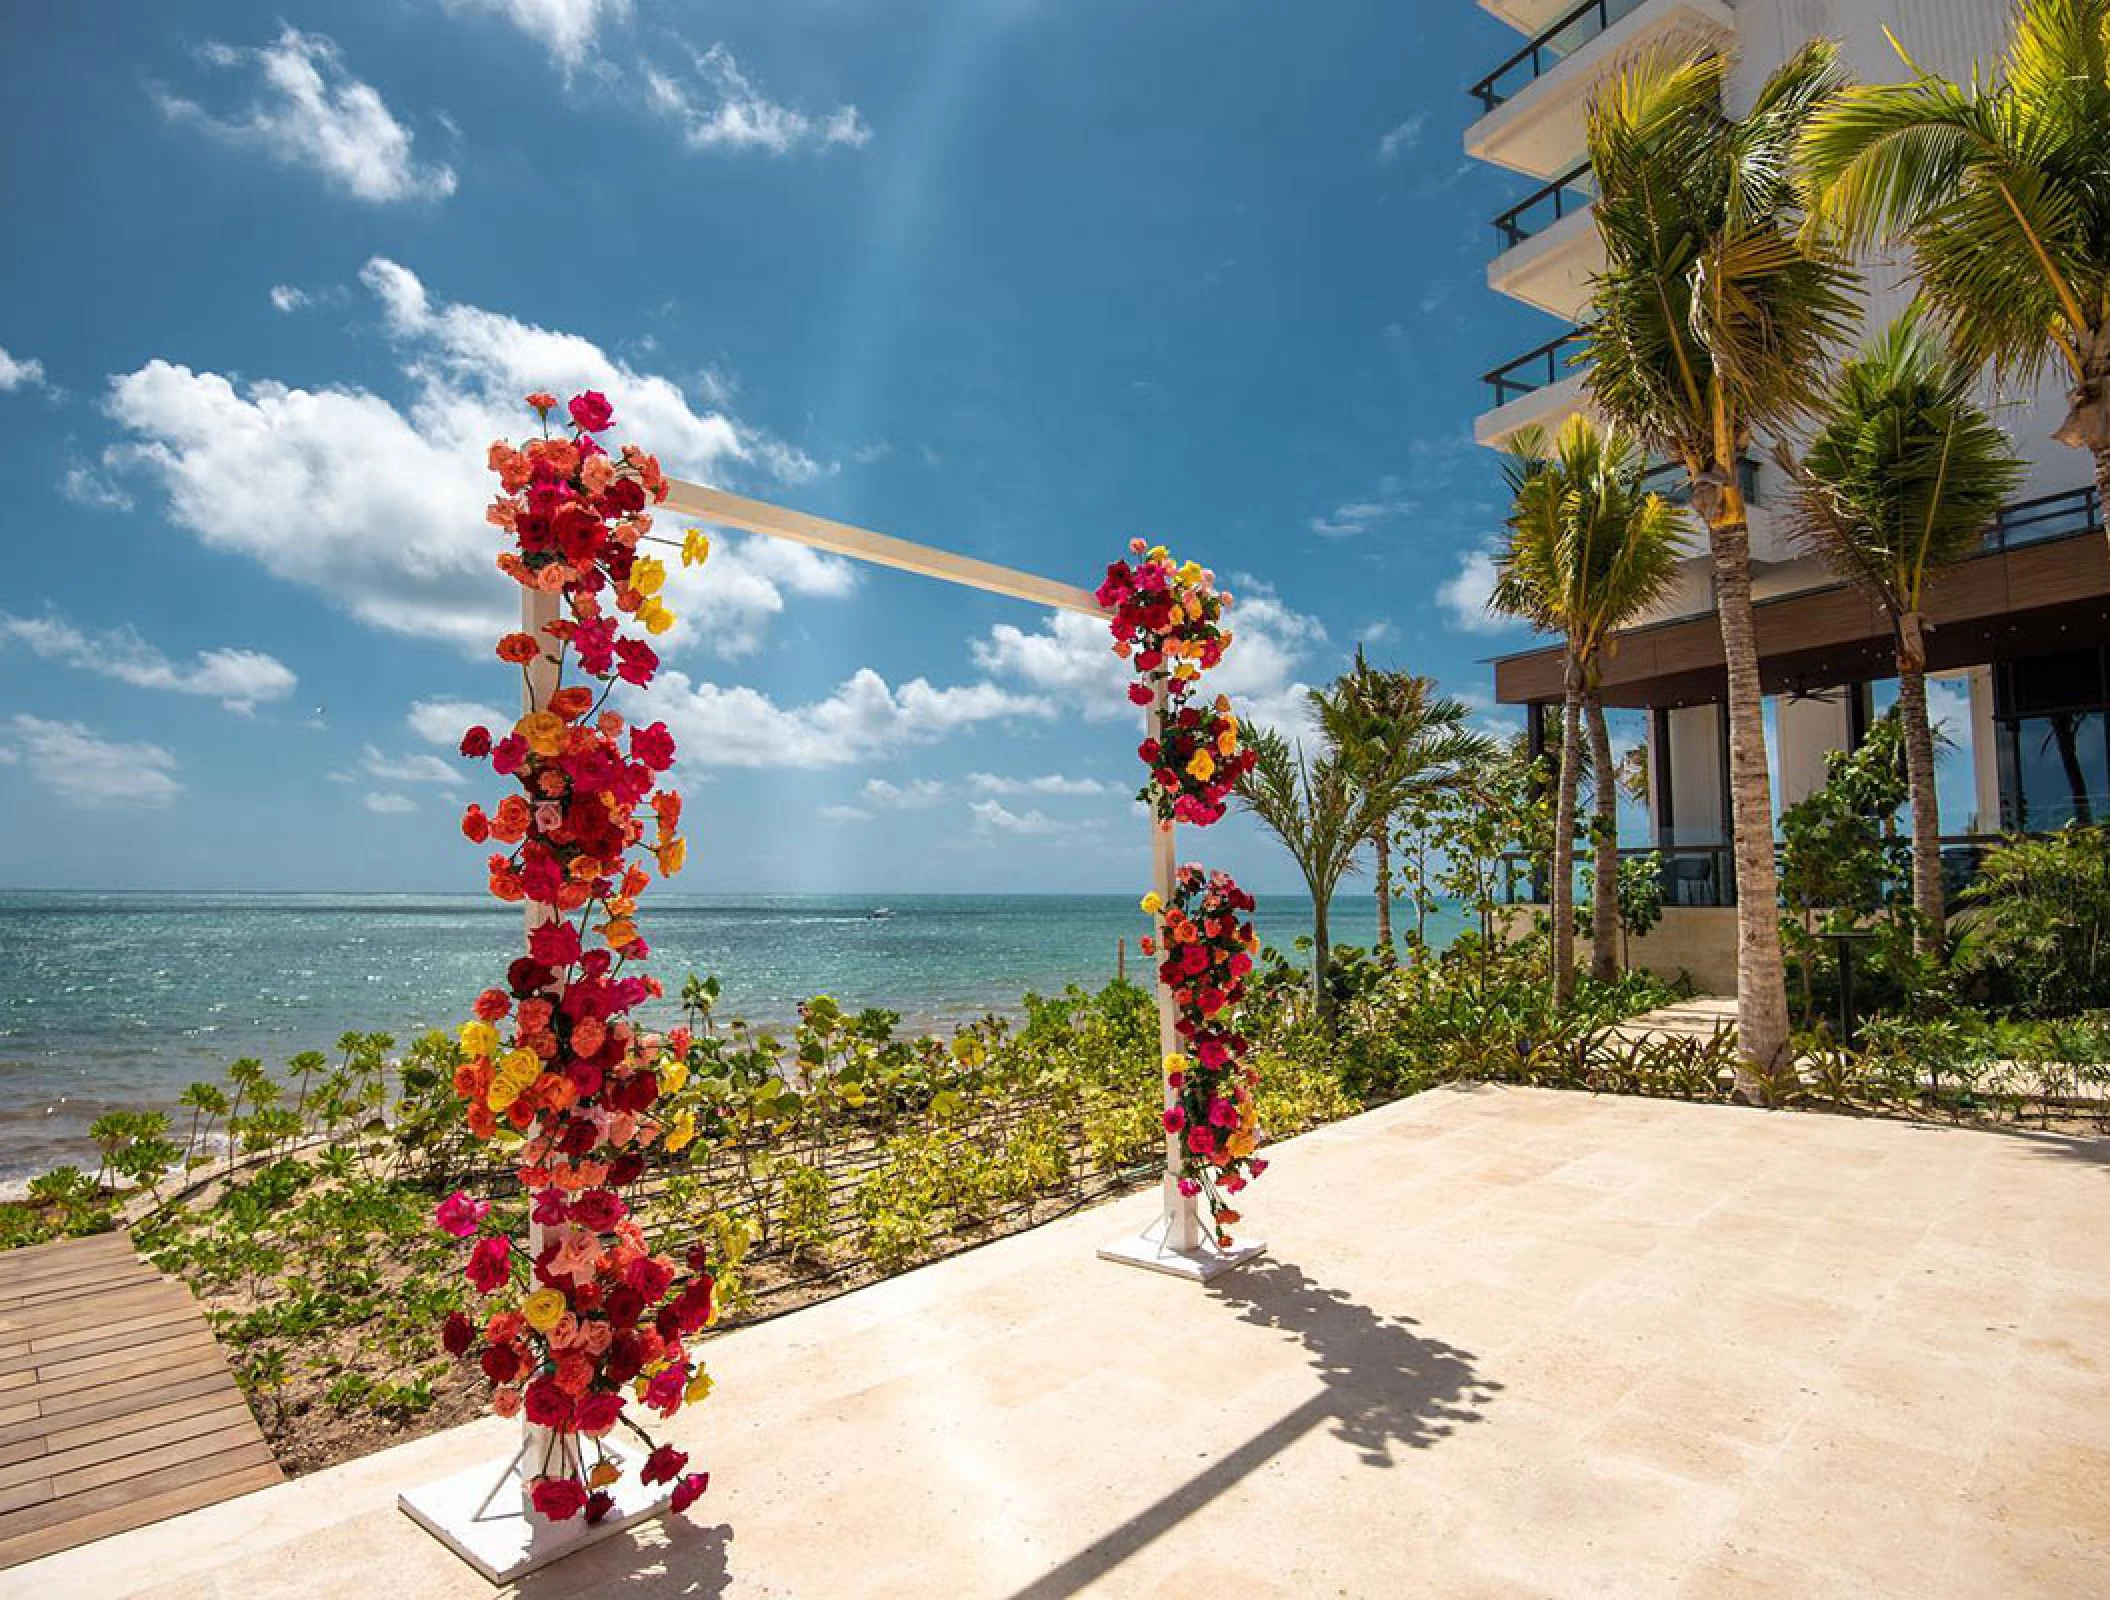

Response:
(642, 1443), (689, 1486)
(524, 1376), (573, 1429)
(585, 1490), (614, 1525)
(480, 1342), (524, 1384)
(670, 1472), (710, 1514)
(569, 1188), (625, 1232)
(575, 1391), (624, 1435)
(472, 988), (511, 1022)
(460, 725), (493, 758)
(530, 1475), (587, 1522)
(465, 1236), (510, 1294)
(567, 391), (614, 433)
(441, 1311), (475, 1357)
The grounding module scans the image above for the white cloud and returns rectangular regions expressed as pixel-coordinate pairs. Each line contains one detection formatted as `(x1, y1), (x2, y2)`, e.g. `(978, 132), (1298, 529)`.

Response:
(1377, 112), (1427, 163)
(106, 258), (839, 655)
(1, 715), (181, 809)
(1310, 481), (1415, 540)
(1357, 619), (1397, 645)
(407, 697), (510, 746)
(972, 578), (1326, 728)
(364, 791), (417, 814)
(0, 611), (296, 713)
(0, 346), (45, 392)
(59, 464), (133, 512)
(966, 772), (1107, 797)
(862, 777), (946, 810)
(1437, 543), (1514, 634)
(269, 284), (310, 313)
(643, 667), (1050, 769)
(345, 744), (462, 785)
(443, 0), (632, 70)
(968, 799), (1072, 836)
(819, 804), (871, 823)
(156, 27), (456, 204)
(645, 43), (872, 156)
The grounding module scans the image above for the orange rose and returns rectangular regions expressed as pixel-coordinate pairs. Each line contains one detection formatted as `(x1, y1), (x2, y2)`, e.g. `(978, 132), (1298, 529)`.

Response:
(497, 632), (540, 665)
(517, 711), (566, 757)
(549, 686), (596, 722)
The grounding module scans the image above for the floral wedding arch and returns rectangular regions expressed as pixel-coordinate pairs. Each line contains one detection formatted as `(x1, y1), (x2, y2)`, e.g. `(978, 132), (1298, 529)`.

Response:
(400, 391), (1270, 1582)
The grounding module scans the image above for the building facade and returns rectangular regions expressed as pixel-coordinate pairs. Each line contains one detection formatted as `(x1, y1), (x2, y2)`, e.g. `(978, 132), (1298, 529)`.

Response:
(1467, 0), (2110, 939)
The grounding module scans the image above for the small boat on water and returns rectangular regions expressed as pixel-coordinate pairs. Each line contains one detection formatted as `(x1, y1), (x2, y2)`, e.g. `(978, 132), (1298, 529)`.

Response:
(866, 907), (894, 920)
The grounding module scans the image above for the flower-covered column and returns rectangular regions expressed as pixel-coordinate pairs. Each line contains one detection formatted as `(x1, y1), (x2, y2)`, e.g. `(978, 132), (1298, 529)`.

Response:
(1096, 542), (1268, 1278)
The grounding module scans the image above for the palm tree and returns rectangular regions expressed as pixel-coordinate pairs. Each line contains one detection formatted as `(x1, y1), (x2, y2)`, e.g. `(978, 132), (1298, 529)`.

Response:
(1315, 652), (1495, 960)
(1233, 723), (1385, 1028)
(1799, 0), (2110, 537)
(1493, 416), (1688, 998)
(1585, 42), (1859, 1099)
(1777, 310), (2025, 950)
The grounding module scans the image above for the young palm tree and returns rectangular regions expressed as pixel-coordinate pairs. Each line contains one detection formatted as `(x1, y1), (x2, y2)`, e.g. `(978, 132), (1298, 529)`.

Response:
(1233, 723), (1384, 1028)
(1493, 416), (1688, 999)
(1585, 43), (1859, 1098)
(1777, 310), (2024, 950)
(1314, 652), (1495, 960)
(1800, 0), (2110, 536)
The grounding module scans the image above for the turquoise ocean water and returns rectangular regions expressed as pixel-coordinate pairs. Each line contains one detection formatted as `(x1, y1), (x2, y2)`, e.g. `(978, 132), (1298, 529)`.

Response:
(0, 890), (1468, 1183)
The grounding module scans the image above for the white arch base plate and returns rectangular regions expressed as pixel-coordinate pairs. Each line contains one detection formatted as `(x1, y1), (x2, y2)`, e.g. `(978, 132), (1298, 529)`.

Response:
(1097, 1217), (1267, 1282)
(399, 1435), (670, 1585)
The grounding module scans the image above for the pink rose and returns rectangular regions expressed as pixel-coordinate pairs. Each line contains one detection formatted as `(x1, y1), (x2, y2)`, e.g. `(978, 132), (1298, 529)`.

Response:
(436, 1190), (491, 1239)
(568, 391), (614, 433)
(670, 1472), (710, 1515)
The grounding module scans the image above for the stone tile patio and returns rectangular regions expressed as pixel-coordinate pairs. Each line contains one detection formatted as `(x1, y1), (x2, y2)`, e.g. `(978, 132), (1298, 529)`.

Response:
(22, 1085), (2110, 1598)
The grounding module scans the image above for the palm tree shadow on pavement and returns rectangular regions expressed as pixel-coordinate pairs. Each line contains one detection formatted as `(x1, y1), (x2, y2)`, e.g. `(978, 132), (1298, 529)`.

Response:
(1002, 1259), (1501, 1599)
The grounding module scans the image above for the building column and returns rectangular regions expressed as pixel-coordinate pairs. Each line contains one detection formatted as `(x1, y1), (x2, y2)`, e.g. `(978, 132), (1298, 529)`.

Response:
(1775, 689), (1856, 810)
(1967, 665), (2000, 835)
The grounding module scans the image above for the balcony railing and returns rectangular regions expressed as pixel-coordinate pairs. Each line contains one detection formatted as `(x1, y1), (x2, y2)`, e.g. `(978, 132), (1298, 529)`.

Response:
(1499, 835), (2014, 910)
(1470, 0), (1650, 114)
(1492, 162), (1597, 254)
(1638, 455), (1760, 508)
(1483, 329), (1590, 407)
(1986, 483), (2103, 553)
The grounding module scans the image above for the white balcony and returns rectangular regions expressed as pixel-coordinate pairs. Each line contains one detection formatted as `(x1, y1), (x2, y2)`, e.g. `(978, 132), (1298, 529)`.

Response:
(1467, 0), (1735, 179)
(1478, 0), (1590, 34)
(1490, 202), (1603, 318)
(1474, 368), (1596, 451)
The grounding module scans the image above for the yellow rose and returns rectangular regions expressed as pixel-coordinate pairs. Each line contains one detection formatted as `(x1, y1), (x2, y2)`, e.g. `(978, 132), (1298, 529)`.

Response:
(521, 1288), (566, 1332)
(630, 555), (666, 596)
(640, 599), (675, 636)
(681, 529), (711, 568)
(687, 1366), (716, 1401)
(500, 1048), (539, 1083)
(488, 1080), (519, 1112)
(460, 1020), (498, 1057)
(1186, 749), (1216, 782)
(660, 1056), (689, 1095)
(517, 710), (566, 757)
(665, 1110), (697, 1153)
(1140, 892), (1163, 915)
(1162, 1053), (1188, 1075)
(1226, 1130), (1256, 1159)
(588, 1460), (621, 1488)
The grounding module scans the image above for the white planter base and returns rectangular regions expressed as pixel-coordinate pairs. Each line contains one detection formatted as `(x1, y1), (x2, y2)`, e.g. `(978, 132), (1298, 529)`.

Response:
(1097, 1221), (1267, 1282)
(398, 1434), (672, 1585)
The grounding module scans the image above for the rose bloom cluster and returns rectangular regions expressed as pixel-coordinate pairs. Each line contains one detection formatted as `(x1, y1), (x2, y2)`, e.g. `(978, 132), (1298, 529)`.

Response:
(1094, 540), (1255, 824)
(1141, 866), (1268, 1242)
(439, 390), (709, 1524)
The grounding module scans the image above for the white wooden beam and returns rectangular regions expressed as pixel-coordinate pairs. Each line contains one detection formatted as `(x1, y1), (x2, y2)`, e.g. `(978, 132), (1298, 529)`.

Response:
(660, 478), (1108, 618)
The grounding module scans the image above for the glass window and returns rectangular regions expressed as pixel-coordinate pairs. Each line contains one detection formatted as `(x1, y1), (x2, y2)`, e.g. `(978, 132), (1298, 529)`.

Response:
(2005, 711), (2109, 830)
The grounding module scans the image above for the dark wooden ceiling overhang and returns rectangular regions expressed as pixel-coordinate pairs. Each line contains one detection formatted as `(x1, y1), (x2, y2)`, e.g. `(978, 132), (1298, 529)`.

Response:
(1491, 533), (2110, 710)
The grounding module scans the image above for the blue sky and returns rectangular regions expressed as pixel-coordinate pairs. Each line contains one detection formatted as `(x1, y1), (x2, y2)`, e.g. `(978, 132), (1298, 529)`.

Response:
(0, 0), (1566, 895)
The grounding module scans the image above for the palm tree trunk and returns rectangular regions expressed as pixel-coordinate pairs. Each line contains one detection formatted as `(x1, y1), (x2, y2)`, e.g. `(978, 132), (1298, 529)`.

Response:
(1311, 890), (1333, 1029)
(1550, 659), (1583, 1008)
(1586, 690), (1620, 982)
(1372, 816), (1394, 960)
(1705, 498), (1793, 1102)
(1894, 613), (1944, 957)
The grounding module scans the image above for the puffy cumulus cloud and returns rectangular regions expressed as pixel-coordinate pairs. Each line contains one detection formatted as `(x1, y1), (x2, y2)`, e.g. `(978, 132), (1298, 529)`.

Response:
(1436, 542), (1515, 634)
(442, 0), (632, 71)
(640, 668), (1050, 769)
(861, 778), (946, 809)
(0, 346), (45, 392)
(971, 578), (1326, 735)
(645, 43), (872, 156)
(0, 611), (295, 714)
(364, 791), (417, 814)
(819, 804), (871, 824)
(268, 284), (310, 313)
(1, 715), (182, 809)
(966, 772), (1106, 796)
(407, 697), (510, 747)
(156, 27), (456, 204)
(968, 799), (1083, 837)
(342, 744), (463, 785)
(105, 258), (842, 655)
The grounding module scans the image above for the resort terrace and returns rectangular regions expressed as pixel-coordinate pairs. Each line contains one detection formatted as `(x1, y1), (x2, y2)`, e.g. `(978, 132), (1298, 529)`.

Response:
(23, 1085), (2110, 1598)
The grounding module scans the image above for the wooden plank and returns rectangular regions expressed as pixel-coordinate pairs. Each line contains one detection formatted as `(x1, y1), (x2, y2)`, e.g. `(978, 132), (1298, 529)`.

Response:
(0, 1409), (266, 1495)
(50, 1426), (272, 1498)
(33, 1327), (217, 1386)
(0, 1235), (131, 1275)
(22, 1365), (239, 1433)
(39, 1388), (247, 1456)
(22, 1303), (205, 1361)
(0, 1262), (161, 1305)
(0, 1479), (49, 1518)
(0, 1442), (277, 1545)
(0, 1282), (195, 1341)
(0, 1270), (165, 1313)
(0, 1460), (282, 1570)
(660, 478), (1109, 618)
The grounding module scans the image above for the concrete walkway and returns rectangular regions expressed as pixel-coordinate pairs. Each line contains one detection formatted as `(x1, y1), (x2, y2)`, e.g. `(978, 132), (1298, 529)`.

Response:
(23, 1086), (2110, 1598)
(1611, 994), (1739, 1044)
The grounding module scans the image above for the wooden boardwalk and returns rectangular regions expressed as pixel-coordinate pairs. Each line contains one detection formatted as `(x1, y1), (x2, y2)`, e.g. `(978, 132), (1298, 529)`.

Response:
(0, 1231), (279, 1569)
